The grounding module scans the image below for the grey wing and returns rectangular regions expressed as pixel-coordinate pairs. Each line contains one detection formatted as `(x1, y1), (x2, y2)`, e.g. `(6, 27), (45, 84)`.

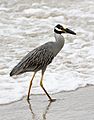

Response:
(23, 46), (54, 72)
(10, 44), (54, 76)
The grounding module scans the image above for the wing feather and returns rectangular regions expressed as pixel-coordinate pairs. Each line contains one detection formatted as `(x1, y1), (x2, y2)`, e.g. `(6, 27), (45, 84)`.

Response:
(10, 43), (54, 76)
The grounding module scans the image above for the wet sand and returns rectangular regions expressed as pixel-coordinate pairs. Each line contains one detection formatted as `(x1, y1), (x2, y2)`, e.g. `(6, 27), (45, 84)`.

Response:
(0, 86), (94, 120)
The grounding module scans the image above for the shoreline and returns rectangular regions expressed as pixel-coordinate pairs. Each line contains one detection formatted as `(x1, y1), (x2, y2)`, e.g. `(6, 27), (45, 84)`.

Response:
(0, 84), (92, 106)
(0, 86), (94, 120)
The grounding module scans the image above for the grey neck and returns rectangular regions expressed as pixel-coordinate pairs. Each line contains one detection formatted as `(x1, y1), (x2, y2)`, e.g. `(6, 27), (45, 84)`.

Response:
(53, 32), (65, 56)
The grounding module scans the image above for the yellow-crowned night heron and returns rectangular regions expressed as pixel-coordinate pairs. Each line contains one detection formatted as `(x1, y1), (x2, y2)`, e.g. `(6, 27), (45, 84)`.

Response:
(10, 24), (76, 102)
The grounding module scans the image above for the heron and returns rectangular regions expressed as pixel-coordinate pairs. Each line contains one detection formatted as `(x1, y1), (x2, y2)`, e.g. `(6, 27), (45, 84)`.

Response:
(10, 24), (76, 102)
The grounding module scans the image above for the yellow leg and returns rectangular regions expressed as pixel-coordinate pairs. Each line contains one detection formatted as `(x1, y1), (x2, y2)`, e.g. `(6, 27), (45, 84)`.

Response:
(40, 71), (54, 102)
(27, 72), (36, 100)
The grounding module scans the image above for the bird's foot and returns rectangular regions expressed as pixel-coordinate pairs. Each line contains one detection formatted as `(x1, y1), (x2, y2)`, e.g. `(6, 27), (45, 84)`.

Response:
(27, 97), (30, 101)
(49, 98), (56, 102)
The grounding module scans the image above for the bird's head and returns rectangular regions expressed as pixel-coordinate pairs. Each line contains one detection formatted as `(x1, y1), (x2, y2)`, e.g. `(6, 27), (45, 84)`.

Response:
(54, 24), (76, 35)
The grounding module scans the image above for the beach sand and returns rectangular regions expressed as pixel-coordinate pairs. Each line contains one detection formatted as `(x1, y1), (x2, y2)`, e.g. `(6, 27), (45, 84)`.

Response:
(0, 86), (94, 120)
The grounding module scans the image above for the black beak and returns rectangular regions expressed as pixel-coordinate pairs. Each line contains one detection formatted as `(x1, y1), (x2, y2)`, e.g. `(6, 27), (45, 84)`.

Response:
(65, 28), (76, 35)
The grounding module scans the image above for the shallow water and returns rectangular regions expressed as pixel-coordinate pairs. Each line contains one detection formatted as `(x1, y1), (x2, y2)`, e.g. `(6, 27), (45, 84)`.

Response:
(0, 0), (94, 104)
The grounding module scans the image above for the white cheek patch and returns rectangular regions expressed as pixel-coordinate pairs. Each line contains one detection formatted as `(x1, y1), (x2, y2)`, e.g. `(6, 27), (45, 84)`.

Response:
(55, 27), (62, 32)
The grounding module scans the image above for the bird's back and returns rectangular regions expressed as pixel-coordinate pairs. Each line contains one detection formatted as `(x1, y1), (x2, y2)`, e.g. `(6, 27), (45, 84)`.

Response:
(10, 42), (55, 76)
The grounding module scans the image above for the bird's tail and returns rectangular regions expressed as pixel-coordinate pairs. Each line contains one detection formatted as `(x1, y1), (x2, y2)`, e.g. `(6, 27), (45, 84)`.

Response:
(10, 69), (15, 76)
(10, 65), (22, 76)
(10, 67), (17, 76)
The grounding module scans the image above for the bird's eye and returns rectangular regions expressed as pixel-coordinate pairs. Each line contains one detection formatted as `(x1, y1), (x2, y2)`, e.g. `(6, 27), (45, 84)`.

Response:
(60, 27), (62, 30)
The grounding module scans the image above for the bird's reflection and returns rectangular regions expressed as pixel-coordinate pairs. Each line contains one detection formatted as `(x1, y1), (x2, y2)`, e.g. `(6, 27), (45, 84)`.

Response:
(43, 102), (52, 120)
(27, 100), (52, 120)
(27, 100), (35, 119)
